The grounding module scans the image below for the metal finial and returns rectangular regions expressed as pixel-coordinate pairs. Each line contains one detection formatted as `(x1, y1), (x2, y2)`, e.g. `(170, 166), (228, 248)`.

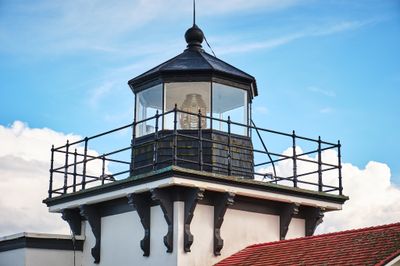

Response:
(184, 0), (204, 51)
(193, 0), (196, 25)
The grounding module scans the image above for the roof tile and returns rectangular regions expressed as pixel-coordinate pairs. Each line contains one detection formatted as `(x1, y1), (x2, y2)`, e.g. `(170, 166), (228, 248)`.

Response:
(216, 223), (400, 266)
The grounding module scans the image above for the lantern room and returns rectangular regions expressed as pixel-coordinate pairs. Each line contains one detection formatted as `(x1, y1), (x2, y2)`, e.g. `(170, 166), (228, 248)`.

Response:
(127, 24), (258, 177)
(128, 24), (257, 138)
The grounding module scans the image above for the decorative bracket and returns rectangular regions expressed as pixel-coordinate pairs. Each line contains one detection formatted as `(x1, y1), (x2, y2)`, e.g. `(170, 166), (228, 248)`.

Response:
(61, 209), (82, 236)
(184, 188), (205, 252)
(127, 193), (151, 257)
(80, 205), (101, 264)
(279, 203), (300, 240)
(151, 188), (174, 253)
(213, 192), (235, 256)
(304, 207), (324, 236)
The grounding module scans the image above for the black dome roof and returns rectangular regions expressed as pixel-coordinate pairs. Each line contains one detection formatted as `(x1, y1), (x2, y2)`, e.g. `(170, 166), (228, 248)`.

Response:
(128, 25), (258, 98)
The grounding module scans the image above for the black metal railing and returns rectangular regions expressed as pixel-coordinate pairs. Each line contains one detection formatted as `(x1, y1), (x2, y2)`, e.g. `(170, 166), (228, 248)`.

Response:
(48, 106), (343, 198)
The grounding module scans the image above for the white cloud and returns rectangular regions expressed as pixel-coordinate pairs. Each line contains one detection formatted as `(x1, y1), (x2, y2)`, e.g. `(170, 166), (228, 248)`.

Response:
(88, 81), (115, 108)
(318, 161), (400, 233)
(216, 32), (304, 55)
(254, 106), (269, 115)
(0, 155), (67, 235)
(198, 0), (302, 15)
(0, 121), (80, 236)
(310, 20), (372, 36)
(0, 121), (81, 162)
(256, 146), (400, 233)
(319, 107), (334, 114)
(0, 121), (121, 236)
(215, 19), (375, 55)
(307, 86), (336, 97)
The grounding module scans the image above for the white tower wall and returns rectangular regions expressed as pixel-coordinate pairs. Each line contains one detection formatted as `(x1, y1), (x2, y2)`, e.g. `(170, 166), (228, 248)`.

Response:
(79, 201), (306, 266)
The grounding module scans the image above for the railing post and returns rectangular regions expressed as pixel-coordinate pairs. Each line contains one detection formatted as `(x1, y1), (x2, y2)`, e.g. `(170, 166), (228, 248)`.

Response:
(173, 104), (178, 166)
(63, 140), (69, 194)
(153, 110), (159, 171)
(82, 137), (88, 190)
(73, 149), (77, 192)
(130, 121), (136, 176)
(48, 145), (55, 198)
(198, 109), (203, 171)
(292, 130), (298, 187)
(318, 136), (323, 192)
(101, 154), (106, 185)
(227, 116), (232, 176)
(338, 140), (343, 195)
(249, 103), (252, 138)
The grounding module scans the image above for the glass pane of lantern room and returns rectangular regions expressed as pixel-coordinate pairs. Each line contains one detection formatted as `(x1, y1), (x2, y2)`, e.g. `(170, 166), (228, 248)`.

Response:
(165, 82), (211, 130)
(136, 84), (162, 137)
(212, 83), (248, 135)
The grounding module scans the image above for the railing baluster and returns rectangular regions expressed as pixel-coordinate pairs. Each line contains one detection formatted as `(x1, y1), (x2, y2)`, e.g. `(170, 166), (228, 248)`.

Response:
(48, 145), (55, 198)
(101, 155), (106, 185)
(82, 137), (88, 190)
(227, 116), (232, 176)
(249, 103), (252, 138)
(338, 140), (343, 195)
(73, 149), (77, 192)
(153, 110), (159, 171)
(130, 121), (136, 176)
(318, 136), (323, 192)
(198, 109), (203, 171)
(63, 140), (69, 194)
(292, 130), (298, 187)
(173, 104), (178, 166)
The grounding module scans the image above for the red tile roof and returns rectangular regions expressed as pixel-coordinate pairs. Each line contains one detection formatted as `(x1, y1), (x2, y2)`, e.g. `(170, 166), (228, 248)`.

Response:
(216, 223), (400, 266)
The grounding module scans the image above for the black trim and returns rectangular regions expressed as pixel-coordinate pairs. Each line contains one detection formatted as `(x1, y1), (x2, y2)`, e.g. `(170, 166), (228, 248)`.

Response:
(212, 76), (251, 93)
(163, 74), (212, 83)
(184, 188), (204, 252)
(162, 82), (165, 130)
(210, 81), (213, 130)
(61, 209), (82, 236)
(80, 205), (101, 264)
(151, 188), (174, 253)
(0, 236), (84, 252)
(127, 48), (258, 98)
(280, 203), (299, 240)
(304, 207), (324, 236)
(131, 72), (255, 98)
(43, 166), (348, 208)
(127, 192), (151, 257)
(97, 197), (133, 217)
(130, 78), (163, 94)
(213, 192), (235, 256)
(57, 190), (304, 220)
(214, 194), (287, 216)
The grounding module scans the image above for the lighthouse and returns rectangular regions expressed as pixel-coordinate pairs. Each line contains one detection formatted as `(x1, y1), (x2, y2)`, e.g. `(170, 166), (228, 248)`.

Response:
(42, 20), (347, 266)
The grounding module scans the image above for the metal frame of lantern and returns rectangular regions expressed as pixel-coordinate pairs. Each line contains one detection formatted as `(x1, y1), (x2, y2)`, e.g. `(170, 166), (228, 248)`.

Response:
(132, 77), (253, 134)
(129, 24), (257, 137)
(133, 82), (251, 134)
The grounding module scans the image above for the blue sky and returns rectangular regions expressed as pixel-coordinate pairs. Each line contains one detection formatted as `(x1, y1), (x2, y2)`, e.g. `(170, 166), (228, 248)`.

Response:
(0, 0), (399, 185)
